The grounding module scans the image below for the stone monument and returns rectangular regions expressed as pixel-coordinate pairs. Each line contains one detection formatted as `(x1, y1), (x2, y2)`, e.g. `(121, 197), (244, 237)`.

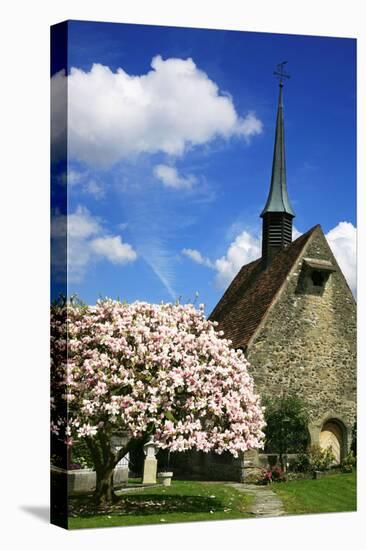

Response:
(142, 436), (158, 484)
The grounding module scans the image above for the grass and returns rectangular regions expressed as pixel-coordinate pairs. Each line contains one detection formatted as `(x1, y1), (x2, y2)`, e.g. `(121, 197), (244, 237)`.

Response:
(127, 476), (143, 485)
(272, 472), (357, 515)
(68, 471), (356, 528)
(68, 480), (254, 529)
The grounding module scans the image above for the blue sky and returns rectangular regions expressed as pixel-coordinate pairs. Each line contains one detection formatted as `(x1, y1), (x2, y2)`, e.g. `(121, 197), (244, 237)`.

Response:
(51, 20), (356, 311)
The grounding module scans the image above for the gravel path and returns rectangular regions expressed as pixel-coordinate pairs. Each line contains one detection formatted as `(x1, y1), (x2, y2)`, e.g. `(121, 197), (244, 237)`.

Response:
(231, 483), (285, 518)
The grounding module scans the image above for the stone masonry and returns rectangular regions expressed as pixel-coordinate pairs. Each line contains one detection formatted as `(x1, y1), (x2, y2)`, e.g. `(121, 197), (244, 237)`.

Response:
(246, 226), (356, 457)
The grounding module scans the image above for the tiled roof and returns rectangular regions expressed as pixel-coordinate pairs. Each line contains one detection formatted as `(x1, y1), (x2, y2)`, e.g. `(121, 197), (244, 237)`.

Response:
(209, 225), (319, 349)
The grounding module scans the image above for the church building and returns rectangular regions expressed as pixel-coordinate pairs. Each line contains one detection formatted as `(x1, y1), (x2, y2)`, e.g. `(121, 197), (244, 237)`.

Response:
(162, 67), (356, 482)
(209, 68), (357, 470)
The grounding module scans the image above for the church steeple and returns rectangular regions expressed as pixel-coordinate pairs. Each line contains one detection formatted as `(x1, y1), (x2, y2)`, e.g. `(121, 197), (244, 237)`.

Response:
(261, 62), (295, 267)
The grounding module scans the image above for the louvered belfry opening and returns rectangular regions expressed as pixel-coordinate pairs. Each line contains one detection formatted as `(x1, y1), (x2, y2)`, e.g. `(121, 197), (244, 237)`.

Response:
(262, 212), (293, 266)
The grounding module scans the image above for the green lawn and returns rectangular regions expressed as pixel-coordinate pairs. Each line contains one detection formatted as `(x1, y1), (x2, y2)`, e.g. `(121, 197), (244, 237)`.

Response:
(272, 472), (357, 515)
(68, 480), (254, 529)
(68, 472), (356, 528)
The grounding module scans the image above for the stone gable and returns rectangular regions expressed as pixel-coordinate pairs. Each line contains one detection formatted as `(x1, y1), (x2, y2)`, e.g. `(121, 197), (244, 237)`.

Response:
(246, 226), (356, 451)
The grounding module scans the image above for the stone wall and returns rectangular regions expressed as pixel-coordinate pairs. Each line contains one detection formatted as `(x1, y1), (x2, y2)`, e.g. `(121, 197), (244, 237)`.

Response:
(171, 227), (356, 481)
(167, 450), (243, 481)
(246, 227), (356, 455)
(51, 465), (129, 496)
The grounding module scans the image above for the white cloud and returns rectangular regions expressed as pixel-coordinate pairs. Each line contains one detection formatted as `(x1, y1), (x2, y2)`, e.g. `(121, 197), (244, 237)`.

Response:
(326, 221), (356, 295)
(182, 222), (356, 295)
(182, 230), (261, 289)
(51, 206), (137, 282)
(213, 231), (261, 288)
(214, 226), (301, 287)
(67, 205), (101, 239)
(292, 226), (303, 240)
(51, 56), (263, 167)
(67, 169), (106, 199)
(182, 248), (213, 267)
(153, 164), (196, 189)
(67, 169), (84, 186)
(85, 179), (105, 198)
(90, 236), (137, 264)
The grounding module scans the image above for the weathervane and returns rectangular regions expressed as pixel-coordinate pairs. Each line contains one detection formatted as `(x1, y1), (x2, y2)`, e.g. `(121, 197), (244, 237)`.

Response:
(273, 61), (290, 86)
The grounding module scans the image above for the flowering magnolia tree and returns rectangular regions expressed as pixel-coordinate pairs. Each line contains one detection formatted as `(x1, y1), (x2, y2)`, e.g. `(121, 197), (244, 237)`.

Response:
(51, 299), (265, 504)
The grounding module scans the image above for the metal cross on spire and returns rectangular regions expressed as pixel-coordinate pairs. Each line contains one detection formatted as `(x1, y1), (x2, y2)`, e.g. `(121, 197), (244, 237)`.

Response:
(273, 61), (290, 86)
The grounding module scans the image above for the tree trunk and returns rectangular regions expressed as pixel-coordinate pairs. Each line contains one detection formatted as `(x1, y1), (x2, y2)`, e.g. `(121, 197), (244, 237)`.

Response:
(94, 466), (117, 505)
(87, 434), (136, 506)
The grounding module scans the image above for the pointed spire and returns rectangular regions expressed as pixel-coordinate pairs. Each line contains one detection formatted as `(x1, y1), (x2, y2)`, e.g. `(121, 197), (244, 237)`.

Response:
(261, 63), (295, 268)
(261, 82), (295, 217)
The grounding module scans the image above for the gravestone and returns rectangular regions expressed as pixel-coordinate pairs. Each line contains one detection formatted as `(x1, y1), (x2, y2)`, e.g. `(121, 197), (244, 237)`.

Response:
(142, 436), (158, 484)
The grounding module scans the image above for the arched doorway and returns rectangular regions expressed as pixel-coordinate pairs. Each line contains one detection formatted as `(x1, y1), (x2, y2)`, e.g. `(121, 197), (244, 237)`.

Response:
(319, 420), (344, 464)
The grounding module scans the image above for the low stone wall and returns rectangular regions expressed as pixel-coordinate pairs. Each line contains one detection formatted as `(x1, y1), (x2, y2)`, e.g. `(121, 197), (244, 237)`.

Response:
(168, 450), (242, 481)
(257, 453), (299, 469)
(51, 466), (129, 496)
(242, 452), (301, 482)
(168, 450), (300, 482)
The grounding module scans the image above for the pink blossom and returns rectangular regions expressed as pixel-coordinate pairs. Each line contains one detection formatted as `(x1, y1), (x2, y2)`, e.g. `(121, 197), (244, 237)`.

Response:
(51, 299), (265, 456)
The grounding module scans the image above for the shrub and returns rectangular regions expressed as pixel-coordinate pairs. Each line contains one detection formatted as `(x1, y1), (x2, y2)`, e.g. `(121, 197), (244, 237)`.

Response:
(257, 466), (286, 485)
(257, 468), (273, 485)
(341, 451), (356, 473)
(262, 394), (309, 468)
(71, 439), (94, 469)
(271, 465), (287, 482)
(292, 452), (310, 472)
(308, 445), (335, 471)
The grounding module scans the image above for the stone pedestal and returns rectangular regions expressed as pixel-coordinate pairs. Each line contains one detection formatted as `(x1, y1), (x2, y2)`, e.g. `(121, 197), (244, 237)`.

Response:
(158, 472), (173, 486)
(142, 457), (157, 484)
(142, 436), (158, 484)
(241, 449), (260, 483)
